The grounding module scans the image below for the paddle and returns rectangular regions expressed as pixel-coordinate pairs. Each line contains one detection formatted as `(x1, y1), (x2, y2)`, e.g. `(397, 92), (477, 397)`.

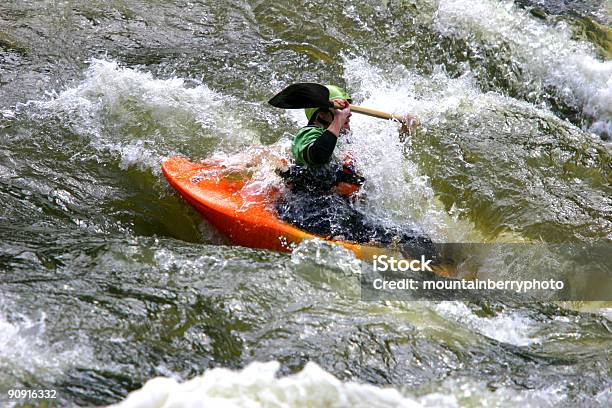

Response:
(268, 83), (409, 123)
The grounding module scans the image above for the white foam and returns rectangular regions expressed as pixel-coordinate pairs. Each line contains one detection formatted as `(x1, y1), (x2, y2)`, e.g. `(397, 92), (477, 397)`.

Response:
(433, 0), (612, 137)
(0, 300), (92, 386)
(416, 377), (565, 408)
(341, 57), (502, 243)
(434, 301), (539, 346)
(110, 361), (422, 408)
(33, 59), (259, 172)
(339, 54), (599, 246)
(111, 359), (575, 408)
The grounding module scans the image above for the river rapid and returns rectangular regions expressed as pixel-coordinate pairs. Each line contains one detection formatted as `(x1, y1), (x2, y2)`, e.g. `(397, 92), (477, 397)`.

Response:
(0, 0), (611, 407)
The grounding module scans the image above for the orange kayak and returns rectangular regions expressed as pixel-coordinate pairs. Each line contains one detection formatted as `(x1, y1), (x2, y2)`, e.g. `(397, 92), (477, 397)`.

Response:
(162, 156), (454, 276)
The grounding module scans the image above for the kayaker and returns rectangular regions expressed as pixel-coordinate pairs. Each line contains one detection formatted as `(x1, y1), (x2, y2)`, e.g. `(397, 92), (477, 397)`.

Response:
(275, 85), (435, 255)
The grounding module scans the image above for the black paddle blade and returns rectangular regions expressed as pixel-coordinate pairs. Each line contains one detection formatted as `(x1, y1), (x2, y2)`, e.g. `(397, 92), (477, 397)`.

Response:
(268, 83), (332, 109)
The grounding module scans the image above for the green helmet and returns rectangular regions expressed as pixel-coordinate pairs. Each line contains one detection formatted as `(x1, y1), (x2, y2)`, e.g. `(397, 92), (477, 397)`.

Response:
(305, 85), (352, 122)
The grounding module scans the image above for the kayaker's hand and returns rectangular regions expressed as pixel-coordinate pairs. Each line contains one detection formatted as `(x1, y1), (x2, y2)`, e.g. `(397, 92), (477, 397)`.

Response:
(332, 99), (350, 117)
(328, 99), (351, 135)
(400, 114), (420, 135)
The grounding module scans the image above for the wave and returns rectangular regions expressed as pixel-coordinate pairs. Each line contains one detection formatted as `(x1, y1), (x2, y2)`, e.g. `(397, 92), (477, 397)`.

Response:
(30, 59), (260, 173)
(432, 0), (612, 138)
(0, 298), (92, 403)
(110, 358), (576, 408)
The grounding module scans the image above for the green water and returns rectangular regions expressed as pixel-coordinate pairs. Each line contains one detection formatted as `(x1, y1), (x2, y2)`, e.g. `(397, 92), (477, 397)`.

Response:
(0, 0), (610, 406)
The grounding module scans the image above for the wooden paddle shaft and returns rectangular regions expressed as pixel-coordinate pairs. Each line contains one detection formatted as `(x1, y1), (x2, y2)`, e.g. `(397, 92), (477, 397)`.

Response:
(331, 102), (407, 123)
(349, 105), (406, 122)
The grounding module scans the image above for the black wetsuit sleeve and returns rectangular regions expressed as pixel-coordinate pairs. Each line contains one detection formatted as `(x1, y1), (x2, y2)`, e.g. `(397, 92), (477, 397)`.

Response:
(304, 130), (337, 165)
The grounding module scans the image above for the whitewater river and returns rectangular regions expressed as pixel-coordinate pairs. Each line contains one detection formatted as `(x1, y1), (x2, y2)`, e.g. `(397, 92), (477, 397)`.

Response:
(1, 0), (611, 406)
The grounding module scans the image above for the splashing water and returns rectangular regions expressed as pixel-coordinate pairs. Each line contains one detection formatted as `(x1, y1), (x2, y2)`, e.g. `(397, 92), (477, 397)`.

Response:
(433, 0), (612, 138)
(0, 1), (610, 407)
(31, 59), (261, 173)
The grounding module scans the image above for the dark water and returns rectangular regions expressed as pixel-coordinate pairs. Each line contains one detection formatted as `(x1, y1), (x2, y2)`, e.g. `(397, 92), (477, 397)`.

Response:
(0, 0), (611, 407)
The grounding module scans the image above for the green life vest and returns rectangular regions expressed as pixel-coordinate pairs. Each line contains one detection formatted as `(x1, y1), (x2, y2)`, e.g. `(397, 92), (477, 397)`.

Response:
(291, 126), (329, 166)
